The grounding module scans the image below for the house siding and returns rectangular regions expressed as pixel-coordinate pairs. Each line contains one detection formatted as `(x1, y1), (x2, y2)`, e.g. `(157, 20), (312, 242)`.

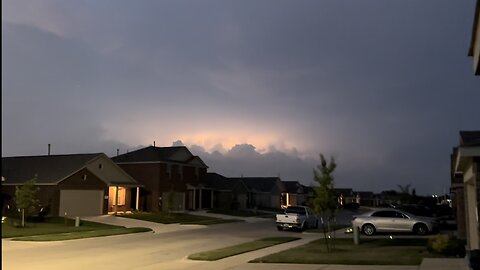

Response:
(116, 162), (207, 212)
(58, 168), (109, 215)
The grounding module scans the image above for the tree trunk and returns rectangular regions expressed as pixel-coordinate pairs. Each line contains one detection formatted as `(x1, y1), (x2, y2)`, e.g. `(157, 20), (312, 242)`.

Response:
(322, 217), (330, 252)
(21, 209), (25, 227)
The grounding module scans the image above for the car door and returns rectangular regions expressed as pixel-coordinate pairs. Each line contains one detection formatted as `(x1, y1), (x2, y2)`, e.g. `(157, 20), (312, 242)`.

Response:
(385, 210), (412, 232)
(393, 211), (415, 231)
(370, 211), (393, 231)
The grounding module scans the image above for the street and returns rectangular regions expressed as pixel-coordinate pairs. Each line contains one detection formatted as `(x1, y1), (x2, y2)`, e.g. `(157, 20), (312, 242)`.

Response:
(2, 217), (320, 270)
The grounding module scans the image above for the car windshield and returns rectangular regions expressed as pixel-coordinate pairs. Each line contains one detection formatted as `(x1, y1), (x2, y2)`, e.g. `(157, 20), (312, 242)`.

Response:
(285, 207), (306, 215)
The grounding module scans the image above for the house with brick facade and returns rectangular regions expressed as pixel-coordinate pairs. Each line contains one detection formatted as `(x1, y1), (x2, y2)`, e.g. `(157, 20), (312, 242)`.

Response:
(111, 146), (209, 212)
(1, 153), (141, 217)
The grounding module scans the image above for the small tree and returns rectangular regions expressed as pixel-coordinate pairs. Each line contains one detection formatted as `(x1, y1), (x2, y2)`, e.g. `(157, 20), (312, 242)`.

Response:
(15, 178), (40, 227)
(312, 154), (337, 252)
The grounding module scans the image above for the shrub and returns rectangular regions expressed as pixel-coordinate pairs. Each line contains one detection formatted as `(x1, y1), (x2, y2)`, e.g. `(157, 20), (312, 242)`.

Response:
(427, 234), (466, 257)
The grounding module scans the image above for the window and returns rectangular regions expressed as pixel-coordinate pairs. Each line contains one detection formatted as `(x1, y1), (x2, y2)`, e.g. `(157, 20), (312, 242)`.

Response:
(116, 187), (126, 206)
(285, 206), (306, 215)
(372, 210), (406, 218)
(98, 163), (103, 169)
(109, 186), (126, 206)
(166, 164), (171, 178)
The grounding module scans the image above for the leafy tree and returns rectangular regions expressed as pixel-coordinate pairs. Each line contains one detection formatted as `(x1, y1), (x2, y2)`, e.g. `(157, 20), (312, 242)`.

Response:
(15, 178), (40, 227)
(312, 154), (337, 252)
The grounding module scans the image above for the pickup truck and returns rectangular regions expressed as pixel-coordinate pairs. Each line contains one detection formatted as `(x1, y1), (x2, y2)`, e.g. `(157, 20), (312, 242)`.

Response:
(276, 206), (318, 231)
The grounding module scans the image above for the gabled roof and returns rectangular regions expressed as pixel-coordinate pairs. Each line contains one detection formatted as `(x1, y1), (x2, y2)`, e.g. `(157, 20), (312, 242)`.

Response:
(205, 172), (247, 191)
(112, 146), (208, 168)
(234, 177), (285, 193)
(2, 153), (98, 184)
(2, 153), (140, 187)
(460, 131), (480, 146)
(356, 191), (375, 199)
(333, 188), (354, 196)
(282, 181), (306, 194)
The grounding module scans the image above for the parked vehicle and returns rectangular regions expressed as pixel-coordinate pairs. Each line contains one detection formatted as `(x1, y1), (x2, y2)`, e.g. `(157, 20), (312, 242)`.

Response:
(276, 206), (318, 231)
(396, 204), (434, 217)
(352, 208), (438, 236)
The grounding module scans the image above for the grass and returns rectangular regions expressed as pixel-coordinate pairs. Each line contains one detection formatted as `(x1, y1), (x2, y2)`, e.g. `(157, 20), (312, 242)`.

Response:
(251, 238), (434, 265)
(305, 224), (349, 233)
(188, 237), (300, 261)
(2, 217), (122, 238)
(12, 227), (152, 241)
(117, 212), (242, 225)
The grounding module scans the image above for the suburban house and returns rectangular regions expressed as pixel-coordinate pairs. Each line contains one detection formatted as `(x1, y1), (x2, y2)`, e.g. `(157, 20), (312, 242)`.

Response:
(281, 181), (308, 208)
(451, 131), (480, 256)
(204, 173), (249, 209)
(333, 188), (355, 206)
(1, 153), (141, 217)
(354, 191), (377, 207)
(111, 146), (209, 212)
(232, 177), (286, 209)
(469, 0), (479, 75)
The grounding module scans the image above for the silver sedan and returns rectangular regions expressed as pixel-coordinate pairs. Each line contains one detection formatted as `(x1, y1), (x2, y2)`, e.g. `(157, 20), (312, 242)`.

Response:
(352, 208), (438, 236)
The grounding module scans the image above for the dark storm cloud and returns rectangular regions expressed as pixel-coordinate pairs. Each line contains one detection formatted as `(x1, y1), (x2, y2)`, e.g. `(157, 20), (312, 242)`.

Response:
(2, 0), (479, 195)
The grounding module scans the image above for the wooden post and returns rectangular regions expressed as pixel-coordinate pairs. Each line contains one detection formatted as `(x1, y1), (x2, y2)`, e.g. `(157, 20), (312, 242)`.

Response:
(353, 223), (360, 245)
(136, 187), (140, 211)
(114, 186), (119, 214)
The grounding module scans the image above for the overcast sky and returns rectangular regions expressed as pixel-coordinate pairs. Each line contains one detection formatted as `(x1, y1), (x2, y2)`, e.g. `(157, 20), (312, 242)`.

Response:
(2, 0), (479, 195)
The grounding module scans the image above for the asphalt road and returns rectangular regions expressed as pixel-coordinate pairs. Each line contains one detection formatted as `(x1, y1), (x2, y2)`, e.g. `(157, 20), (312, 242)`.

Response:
(2, 217), (320, 270)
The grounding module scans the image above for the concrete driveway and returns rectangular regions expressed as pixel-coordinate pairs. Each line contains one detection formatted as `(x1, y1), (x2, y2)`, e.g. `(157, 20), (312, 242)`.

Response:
(82, 214), (206, 234)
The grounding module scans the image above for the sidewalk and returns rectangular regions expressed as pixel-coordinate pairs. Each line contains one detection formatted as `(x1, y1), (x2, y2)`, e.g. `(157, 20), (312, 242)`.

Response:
(82, 215), (206, 233)
(186, 210), (270, 223)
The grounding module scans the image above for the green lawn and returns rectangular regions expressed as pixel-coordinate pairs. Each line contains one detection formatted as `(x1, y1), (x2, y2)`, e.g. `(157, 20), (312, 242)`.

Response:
(2, 217), (152, 241)
(251, 238), (434, 265)
(304, 224), (349, 233)
(188, 237), (300, 261)
(117, 212), (242, 225)
(12, 227), (152, 241)
(2, 217), (122, 238)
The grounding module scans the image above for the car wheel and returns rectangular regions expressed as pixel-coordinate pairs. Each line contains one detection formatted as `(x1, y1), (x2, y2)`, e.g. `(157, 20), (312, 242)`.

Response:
(315, 220), (319, 229)
(276, 225), (283, 231)
(362, 224), (376, 236)
(414, 223), (428, 235)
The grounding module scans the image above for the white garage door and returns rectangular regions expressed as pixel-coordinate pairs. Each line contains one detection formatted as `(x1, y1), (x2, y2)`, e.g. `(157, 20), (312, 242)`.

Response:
(59, 190), (104, 217)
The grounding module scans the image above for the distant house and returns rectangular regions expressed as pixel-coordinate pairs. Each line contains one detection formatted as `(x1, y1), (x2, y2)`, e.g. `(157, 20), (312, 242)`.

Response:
(112, 146), (208, 212)
(469, 0), (479, 75)
(354, 191), (377, 207)
(281, 181), (308, 208)
(451, 131), (480, 254)
(235, 177), (286, 209)
(204, 173), (249, 209)
(1, 153), (141, 217)
(333, 188), (355, 206)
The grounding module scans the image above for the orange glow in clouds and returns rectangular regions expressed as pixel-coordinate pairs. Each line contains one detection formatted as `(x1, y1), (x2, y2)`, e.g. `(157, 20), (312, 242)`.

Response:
(175, 131), (280, 153)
